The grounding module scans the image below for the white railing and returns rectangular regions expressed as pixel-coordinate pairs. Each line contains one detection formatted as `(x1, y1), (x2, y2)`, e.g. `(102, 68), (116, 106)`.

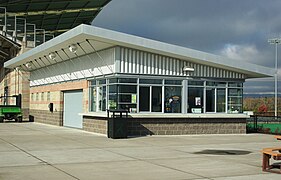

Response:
(0, 7), (54, 48)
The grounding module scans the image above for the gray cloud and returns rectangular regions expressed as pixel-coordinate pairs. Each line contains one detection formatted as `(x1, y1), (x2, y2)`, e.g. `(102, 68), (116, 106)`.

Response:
(94, 0), (281, 95)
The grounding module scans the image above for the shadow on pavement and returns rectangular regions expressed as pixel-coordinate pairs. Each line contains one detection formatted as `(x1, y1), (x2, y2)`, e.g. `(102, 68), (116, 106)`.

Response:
(194, 149), (252, 155)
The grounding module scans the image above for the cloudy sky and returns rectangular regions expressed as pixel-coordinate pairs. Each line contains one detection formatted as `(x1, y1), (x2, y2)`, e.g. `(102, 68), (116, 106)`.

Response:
(93, 0), (281, 96)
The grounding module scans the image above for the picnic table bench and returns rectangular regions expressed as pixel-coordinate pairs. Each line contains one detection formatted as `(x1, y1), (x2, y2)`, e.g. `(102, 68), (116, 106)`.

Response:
(261, 136), (281, 173)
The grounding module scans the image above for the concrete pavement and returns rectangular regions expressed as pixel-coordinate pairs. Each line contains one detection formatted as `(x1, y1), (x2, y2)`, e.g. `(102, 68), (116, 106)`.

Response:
(0, 123), (280, 180)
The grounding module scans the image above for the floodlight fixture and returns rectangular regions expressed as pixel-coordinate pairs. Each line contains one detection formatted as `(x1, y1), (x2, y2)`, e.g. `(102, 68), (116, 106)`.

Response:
(268, 38), (281, 44)
(25, 62), (32, 69)
(49, 52), (56, 60)
(182, 66), (195, 72)
(69, 44), (78, 53)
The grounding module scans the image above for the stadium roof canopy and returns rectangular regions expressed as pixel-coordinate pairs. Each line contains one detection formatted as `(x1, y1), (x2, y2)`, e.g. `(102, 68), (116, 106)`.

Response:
(0, 0), (111, 35)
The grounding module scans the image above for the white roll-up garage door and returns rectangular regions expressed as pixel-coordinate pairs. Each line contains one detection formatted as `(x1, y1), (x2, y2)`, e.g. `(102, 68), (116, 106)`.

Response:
(63, 90), (83, 128)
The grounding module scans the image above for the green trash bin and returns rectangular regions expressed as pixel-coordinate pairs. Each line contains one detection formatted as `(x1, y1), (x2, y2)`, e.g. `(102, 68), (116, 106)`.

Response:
(107, 109), (128, 139)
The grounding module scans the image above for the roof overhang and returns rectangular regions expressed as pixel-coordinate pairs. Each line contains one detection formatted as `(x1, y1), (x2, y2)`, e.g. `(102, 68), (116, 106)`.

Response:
(4, 24), (274, 79)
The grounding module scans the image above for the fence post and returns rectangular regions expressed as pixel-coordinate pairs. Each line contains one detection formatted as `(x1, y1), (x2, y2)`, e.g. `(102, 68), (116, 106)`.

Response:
(254, 115), (258, 132)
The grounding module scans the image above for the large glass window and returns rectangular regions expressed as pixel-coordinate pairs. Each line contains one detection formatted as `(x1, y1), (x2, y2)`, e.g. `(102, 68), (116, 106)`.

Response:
(108, 85), (117, 110)
(139, 86), (150, 111)
(188, 81), (243, 114)
(139, 86), (163, 112)
(217, 89), (226, 112)
(206, 88), (215, 112)
(164, 86), (181, 113)
(91, 87), (97, 112)
(89, 78), (243, 114)
(152, 86), (162, 112)
(188, 87), (204, 113)
(98, 86), (106, 111)
(228, 88), (243, 113)
(118, 85), (137, 111)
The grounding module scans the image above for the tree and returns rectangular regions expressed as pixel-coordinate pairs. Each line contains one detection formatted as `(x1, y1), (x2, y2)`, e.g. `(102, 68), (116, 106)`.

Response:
(258, 104), (268, 113)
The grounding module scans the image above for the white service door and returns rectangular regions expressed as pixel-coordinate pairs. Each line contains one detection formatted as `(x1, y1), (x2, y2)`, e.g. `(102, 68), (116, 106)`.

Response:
(63, 90), (83, 128)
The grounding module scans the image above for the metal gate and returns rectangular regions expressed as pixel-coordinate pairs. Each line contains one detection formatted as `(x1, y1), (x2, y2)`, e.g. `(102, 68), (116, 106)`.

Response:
(63, 90), (83, 128)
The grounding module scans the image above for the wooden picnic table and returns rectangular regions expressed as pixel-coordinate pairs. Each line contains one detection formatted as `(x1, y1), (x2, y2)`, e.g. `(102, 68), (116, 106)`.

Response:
(274, 135), (281, 140)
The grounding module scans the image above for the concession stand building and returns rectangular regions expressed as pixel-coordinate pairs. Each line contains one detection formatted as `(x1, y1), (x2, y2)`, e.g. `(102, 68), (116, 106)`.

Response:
(4, 24), (274, 136)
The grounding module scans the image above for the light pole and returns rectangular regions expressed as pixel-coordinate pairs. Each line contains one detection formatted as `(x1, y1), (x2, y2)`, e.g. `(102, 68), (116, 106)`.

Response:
(268, 38), (281, 117)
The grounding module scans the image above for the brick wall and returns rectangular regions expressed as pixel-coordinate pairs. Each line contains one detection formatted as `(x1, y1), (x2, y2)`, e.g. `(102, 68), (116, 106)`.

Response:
(83, 116), (107, 134)
(29, 80), (89, 125)
(30, 109), (63, 126)
(81, 116), (246, 136)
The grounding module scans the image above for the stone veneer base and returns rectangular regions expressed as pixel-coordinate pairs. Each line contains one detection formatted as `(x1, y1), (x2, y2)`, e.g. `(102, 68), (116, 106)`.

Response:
(82, 116), (246, 136)
(30, 109), (63, 126)
(29, 112), (246, 136)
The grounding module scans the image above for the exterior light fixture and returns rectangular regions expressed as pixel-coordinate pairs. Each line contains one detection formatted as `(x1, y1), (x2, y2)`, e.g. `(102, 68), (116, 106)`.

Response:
(25, 62), (32, 69)
(182, 66), (195, 72)
(69, 44), (78, 53)
(49, 52), (56, 60)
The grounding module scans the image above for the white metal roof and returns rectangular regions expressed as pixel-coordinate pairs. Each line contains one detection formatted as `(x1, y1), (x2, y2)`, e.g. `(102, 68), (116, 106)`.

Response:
(4, 24), (274, 78)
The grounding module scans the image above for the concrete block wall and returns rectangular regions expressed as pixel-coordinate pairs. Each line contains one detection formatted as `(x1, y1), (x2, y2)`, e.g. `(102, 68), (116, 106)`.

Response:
(83, 116), (107, 134)
(81, 116), (246, 136)
(127, 118), (246, 136)
(29, 109), (63, 126)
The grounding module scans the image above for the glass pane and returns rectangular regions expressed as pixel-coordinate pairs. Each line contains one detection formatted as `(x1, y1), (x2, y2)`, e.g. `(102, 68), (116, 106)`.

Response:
(108, 85), (117, 93)
(217, 89), (226, 112)
(91, 87), (97, 112)
(108, 94), (117, 110)
(139, 87), (150, 111)
(91, 80), (96, 86)
(206, 82), (216, 86)
(98, 86), (106, 111)
(119, 85), (137, 93)
(165, 80), (182, 85)
(188, 81), (204, 86)
(206, 88), (215, 112)
(140, 79), (162, 84)
(228, 105), (242, 113)
(109, 78), (118, 83)
(216, 82), (226, 87)
(118, 78), (137, 83)
(108, 85), (117, 110)
(228, 89), (243, 96)
(228, 82), (243, 87)
(164, 86), (181, 113)
(188, 87), (204, 113)
(228, 88), (243, 113)
(119, 104), (137, 112)
(152, 86), (162, 112)
(98, 79), (106, 85)
(119, 94), (133, 103)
